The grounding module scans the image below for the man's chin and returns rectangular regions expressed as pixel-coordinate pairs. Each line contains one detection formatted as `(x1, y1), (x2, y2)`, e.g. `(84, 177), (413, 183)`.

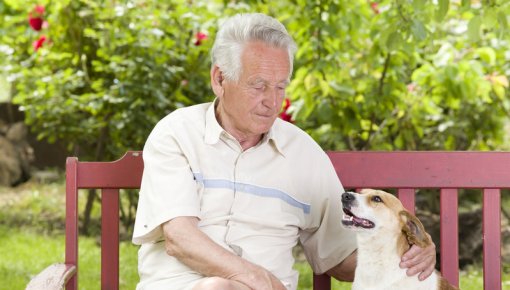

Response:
(252, 117), (276, 129)
(256, 123), (275, 134)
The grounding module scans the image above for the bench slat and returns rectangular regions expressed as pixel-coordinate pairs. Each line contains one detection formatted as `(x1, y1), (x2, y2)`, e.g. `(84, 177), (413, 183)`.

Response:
(397, 188), (415, 214)
(65, 157), (79, 290)
(102, 188), (120, 290)
(76, 151), (143, 188)
(313, 274), (330, 290)
(483, 189), (502, 290)
(328, 151), (510, 188)
(440, 188), (459, 287)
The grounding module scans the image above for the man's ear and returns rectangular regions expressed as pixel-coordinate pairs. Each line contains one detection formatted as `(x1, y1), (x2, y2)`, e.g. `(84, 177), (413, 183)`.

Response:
(210, 65), (224, 97)
(399, 210), (431, 248)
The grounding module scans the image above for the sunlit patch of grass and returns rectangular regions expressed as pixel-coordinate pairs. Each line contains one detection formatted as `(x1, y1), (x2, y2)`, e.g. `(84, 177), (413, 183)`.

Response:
(0, 181), (66, 234)
(0, 226), (139, 289)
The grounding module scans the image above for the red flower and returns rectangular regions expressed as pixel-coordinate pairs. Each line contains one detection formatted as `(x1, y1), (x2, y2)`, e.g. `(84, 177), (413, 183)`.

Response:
(34, 5), (45, 15)
(279, 98), (294, 123)
(370, 2), (380, 14)
(28, 5), (45, 31)
(29, 17), (43, 31)
(194, 32), (208, 46)
(32, 35), (47, 51)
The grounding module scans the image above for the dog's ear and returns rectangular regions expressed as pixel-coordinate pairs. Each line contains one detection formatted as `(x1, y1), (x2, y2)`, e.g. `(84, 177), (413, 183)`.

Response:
(399, 211), (431, 248)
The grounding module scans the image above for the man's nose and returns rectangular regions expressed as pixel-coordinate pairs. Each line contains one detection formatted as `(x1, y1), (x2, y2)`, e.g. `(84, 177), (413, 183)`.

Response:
(262, 87), (280, 108)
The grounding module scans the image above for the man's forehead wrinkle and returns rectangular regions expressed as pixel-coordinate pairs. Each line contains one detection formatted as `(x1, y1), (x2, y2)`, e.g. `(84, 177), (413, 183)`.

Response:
(246, 76), (290, 85)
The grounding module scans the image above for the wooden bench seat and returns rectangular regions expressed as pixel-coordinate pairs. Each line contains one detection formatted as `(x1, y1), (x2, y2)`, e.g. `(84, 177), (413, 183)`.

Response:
(27, 151), (506, 290)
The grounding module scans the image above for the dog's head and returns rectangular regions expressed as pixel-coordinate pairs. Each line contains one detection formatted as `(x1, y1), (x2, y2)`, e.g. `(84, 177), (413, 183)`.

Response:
(341, 189), (431, 248)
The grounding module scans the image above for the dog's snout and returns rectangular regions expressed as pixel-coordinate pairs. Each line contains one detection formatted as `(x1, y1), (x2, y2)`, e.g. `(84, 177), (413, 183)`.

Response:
(342, 192), (355, 205)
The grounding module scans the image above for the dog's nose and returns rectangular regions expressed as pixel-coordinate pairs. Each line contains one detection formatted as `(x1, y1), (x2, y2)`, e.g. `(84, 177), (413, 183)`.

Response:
(342, 192), (355, 204)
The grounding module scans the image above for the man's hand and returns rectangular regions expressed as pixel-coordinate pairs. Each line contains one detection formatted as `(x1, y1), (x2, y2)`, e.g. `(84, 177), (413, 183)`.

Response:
(399, 239), (436, 281)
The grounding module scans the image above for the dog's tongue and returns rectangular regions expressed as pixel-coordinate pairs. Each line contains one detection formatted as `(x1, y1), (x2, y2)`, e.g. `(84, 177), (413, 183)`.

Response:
(342, 210), (375, 229)
(353, 216), (374, 228)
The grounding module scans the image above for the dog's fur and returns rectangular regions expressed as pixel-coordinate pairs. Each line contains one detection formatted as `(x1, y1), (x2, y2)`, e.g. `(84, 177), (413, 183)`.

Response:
(341, 189), (459, 290)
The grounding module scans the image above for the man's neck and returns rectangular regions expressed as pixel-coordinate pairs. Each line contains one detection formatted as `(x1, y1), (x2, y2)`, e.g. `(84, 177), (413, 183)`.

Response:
(215, 104), (263, 151)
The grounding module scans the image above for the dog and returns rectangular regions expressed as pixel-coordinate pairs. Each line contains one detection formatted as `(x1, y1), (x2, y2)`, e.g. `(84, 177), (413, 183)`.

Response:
(341, 189), (459, 290)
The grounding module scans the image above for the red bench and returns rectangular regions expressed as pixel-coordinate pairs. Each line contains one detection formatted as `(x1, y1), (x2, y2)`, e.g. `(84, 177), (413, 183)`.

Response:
(27, 151), (506, 290)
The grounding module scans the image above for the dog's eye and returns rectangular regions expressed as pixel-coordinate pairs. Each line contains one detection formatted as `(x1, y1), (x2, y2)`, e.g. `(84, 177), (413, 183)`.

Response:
(372, 196), (383, 203)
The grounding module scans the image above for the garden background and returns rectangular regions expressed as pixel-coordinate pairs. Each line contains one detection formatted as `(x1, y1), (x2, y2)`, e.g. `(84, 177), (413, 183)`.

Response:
(1, 0), (510, 289)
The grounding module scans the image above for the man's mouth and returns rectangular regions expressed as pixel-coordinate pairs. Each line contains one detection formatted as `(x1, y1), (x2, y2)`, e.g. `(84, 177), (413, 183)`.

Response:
(342, 208), (375, 229)
(255, 112), (276, 119)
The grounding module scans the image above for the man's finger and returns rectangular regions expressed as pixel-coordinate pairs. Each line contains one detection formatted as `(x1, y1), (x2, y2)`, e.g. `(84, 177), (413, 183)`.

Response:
(418, 260), (436, 281)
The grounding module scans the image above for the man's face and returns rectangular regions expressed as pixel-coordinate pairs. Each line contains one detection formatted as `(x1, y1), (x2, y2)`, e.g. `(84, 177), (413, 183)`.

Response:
(216, 41), (291, 141)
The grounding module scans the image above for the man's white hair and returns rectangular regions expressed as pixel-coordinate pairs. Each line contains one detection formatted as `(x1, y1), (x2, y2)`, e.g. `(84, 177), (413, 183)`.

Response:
(211, 13), (297, 82)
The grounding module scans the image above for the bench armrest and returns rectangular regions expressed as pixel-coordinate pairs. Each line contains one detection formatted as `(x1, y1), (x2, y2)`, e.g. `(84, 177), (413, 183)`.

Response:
(26, 263), (77, 290)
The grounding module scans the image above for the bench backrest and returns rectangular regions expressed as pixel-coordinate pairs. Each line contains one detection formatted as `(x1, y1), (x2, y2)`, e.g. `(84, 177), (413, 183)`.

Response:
(65, 151), (506, 290)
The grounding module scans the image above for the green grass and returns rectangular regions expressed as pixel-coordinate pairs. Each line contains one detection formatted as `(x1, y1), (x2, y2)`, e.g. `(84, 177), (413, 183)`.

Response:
(0, 226), (139, 290)
(3, 225), (508, 289)
(1, 179), (509, 289)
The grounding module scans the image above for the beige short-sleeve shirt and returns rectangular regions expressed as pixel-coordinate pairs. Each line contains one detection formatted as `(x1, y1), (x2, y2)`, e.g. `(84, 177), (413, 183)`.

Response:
(132, 101), (357, 290)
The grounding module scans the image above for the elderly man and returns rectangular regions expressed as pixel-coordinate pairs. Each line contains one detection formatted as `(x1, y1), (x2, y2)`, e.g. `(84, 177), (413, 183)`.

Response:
(132, 13), (436, 290)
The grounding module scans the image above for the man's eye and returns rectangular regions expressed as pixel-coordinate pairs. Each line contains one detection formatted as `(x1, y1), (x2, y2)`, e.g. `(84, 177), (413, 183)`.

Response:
(371, 196), (383, 203)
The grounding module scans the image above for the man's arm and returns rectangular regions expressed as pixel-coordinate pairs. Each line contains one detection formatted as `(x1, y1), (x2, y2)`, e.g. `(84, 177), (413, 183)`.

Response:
(163, 216), (286, 290)
(325, 250), (356, 282)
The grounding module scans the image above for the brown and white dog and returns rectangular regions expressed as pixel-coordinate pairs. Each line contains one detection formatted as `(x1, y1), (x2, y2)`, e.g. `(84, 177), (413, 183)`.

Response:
(341, 189), (459, 290)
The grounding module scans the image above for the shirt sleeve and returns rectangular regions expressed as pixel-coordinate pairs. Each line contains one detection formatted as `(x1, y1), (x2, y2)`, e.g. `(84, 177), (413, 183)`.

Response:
(132, 118), (201, 245)
(299, 154), (358, 274)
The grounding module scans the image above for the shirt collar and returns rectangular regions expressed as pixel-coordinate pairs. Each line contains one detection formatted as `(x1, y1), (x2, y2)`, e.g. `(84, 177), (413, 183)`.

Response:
(204, 99), (223, 145)
(264, 122), (286, 157)
(204, 98), (286, 157)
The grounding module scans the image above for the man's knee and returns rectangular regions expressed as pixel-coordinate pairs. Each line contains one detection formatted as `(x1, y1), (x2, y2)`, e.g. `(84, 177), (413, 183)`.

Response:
(191, 277), (248, 290)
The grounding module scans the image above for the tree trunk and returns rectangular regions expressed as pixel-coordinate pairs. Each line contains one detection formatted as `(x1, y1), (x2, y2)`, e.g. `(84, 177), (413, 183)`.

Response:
(81, 125), (109, 235)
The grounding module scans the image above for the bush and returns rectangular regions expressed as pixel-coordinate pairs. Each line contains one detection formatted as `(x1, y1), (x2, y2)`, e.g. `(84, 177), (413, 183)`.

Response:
(2, 0), (510, 158)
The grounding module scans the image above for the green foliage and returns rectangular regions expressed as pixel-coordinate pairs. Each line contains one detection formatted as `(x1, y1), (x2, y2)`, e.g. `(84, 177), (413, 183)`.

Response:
(279, 0), (510, 150)
(1, 0), (510, 158)
(1, 0), (222, 160)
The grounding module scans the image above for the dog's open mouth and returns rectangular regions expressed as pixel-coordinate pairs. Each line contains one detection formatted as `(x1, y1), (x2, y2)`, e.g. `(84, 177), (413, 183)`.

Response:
(342, 208), (375, 229)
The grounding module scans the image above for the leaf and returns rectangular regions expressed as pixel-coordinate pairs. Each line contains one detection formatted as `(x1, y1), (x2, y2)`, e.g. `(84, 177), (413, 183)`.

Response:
(386, 31), (403, 52)
(411, 20), (427, 42)
(319, 79), (330, 97)
(482, 8), (498, 29)
(468, 15), (482, 42)
(497, 11), (508, 30)
(493, 85), (505, 100)
(435, 0), (450, 22)
(330, 81), (355, 95)
(493, 75), (509, 88)
(476, 47), (496, 65)
(412, 0), (426, 11)
(83, 28), (98, 39)
(304, 74), (316, 91)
